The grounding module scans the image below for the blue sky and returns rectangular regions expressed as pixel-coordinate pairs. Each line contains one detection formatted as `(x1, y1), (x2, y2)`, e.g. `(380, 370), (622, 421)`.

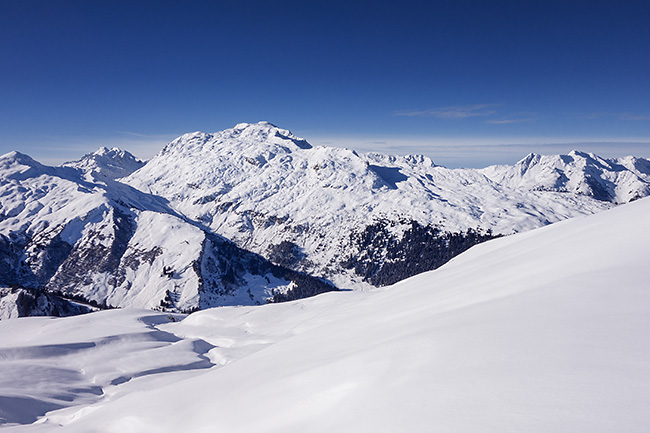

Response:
(1, 0), (649, 167)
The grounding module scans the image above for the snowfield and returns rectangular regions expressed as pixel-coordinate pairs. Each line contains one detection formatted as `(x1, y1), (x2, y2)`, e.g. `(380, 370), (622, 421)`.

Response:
(1, 196), (649, 432)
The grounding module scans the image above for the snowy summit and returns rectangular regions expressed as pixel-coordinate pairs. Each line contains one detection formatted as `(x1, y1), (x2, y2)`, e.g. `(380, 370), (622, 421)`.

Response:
(125, 122), (648, 288)
(62, 147), (145, 180)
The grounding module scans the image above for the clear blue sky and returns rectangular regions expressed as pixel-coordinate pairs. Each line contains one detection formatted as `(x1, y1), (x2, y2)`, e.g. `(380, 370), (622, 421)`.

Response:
(1, 0), (649, 167)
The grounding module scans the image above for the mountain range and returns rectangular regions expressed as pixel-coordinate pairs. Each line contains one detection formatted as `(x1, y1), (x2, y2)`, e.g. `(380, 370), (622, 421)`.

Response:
(0, 148), (335, 318)
(1, 121), (649, 318)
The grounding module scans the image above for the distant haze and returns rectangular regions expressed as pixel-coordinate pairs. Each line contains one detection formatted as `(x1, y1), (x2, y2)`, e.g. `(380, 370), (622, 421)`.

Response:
(12, 131), (650, 170)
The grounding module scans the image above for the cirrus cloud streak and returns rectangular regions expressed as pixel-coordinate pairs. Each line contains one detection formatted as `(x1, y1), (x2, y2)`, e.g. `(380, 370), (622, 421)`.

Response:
(394, 104), (500, 119)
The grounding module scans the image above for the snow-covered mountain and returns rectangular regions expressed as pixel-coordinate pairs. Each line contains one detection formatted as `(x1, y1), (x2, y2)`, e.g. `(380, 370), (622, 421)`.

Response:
(481, 150), (650, 203)
(0, 287), (92, 320)
(0, 151), (335, 316)
(62, 147), (145, 181)
(2, 196), (649, 432)
(124, 122), (646, 288)
(2, 122), (650, 317)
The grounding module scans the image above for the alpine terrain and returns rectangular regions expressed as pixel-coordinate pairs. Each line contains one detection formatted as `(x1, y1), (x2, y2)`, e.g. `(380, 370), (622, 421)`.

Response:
(1, 122), (650, 318)
(1, 195), (648, 432)
(0, 148), (335, 318)
(125, 122), (647, 288)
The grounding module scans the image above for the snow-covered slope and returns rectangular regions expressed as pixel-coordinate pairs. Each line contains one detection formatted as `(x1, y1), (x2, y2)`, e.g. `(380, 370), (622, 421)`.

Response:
(0, 150), (335, 315)
(62, 147), (145, 181)
(0, 287), (92, 320)
(2, 196), (649, 432)
(3, 123), (649, 316)
(125, 122), (623, 288)
(481, 150), (650, 203)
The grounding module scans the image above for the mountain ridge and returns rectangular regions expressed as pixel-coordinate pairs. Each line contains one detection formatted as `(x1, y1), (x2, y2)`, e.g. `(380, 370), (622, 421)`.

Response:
(0, 149), (336, 317)
(1, 122), (650, 317)
(481, 149), (650, 203)
(124, 122), (644, 289)
(62, 146), (145, 181)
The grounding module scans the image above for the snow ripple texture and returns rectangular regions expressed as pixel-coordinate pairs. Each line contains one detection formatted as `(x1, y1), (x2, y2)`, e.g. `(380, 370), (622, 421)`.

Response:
(1, 196), (649, 432)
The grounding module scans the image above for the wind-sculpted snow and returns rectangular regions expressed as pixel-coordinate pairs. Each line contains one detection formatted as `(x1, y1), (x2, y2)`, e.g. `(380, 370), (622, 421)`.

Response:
(125, 122), (619, 288)
(0, 150), (336, 317)
(0, 309), (212, 425)
(1, 197), (649, 432)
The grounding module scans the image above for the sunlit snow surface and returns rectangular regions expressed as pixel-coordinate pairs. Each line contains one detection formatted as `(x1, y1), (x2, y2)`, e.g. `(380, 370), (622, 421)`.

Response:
(0, 149), (318, 312)
(124, 122), (622, 288)
(2, 197), (650, 432)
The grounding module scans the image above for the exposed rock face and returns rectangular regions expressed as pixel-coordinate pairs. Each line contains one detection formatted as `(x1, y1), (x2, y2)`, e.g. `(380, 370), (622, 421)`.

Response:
(0, 149), (336, 318)
(2, 123), (650, 318)
(0, 287), (92, 320)
(124, 122), (643, 289)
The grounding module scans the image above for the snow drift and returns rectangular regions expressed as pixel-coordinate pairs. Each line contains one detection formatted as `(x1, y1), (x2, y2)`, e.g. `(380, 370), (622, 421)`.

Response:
(1, 196), (649, 432)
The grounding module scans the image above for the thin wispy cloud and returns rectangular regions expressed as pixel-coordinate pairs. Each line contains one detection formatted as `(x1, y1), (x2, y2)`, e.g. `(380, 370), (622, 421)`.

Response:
(574, 112), (609, 120)
(574, 112), (650, 121)
(394, 104), (499, 119)
(618, 113), (650, 121)
(485, 119), (525, 124)
(114, 130), (156, 138)
(485, 113), (536, 125)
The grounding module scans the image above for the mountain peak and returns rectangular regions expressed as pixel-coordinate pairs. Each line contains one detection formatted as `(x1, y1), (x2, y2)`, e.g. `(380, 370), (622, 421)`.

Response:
(228, 121), (312, 149)
(1, 149), (42, 163)
(94, 146), (124, 156)
(160, 122), (312, 158)
(568, 149), (594, 158)
(514, 152), (541, 174)
(0, 151), (45, 174)
(234, 121), (278, 129)
(482, 150), (650, 203)
(63, 147), (144, 180)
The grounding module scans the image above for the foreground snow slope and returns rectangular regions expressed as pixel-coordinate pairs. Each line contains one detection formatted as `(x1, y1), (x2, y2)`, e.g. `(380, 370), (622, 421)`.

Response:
(2, 198), (650, 432)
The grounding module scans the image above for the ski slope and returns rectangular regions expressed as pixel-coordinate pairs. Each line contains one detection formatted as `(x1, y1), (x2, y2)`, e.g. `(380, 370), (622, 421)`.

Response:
(1, 197), (649, 432)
